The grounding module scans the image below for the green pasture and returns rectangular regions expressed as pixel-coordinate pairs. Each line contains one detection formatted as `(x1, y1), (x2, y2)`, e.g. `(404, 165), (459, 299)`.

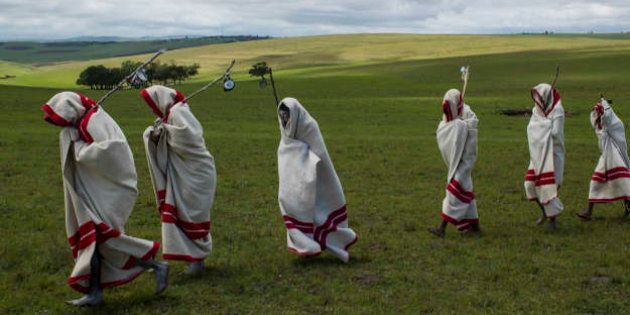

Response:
(4, 34), (630, 88)
(2, 35), (630, 313)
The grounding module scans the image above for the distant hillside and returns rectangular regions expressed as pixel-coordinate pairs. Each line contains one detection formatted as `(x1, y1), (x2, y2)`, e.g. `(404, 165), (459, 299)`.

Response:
(3, 33), (630, 88)
(0, 36), (270, 64)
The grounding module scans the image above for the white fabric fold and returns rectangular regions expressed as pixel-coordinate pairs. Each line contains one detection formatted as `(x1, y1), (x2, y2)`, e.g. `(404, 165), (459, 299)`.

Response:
(436, 89), (479, 231)
(524, 83), (565, 217)
(588, 99), (630, 202)
(42, 92), (159, 293)
(277, 97), (357, 262)
(141, 85), (215, 262)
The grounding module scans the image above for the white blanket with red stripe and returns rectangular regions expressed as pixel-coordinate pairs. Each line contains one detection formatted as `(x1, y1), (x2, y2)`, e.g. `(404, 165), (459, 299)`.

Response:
(524, 83), (565, 217)
(436, 89), (479, 231)
(277, 98), (358, 262)
(42, 92), (159, 293)
(142, 85), (215, 263)
(588, 99), (630, 202)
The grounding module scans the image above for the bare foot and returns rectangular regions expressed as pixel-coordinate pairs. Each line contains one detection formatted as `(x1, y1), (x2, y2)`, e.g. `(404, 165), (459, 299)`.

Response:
(427, 227), (445, 238)
(66, 292), (103, 306)
(536, 216), (547, 225)
(185, 261), (205, 275)
(576, 211), (592, 221)
(154, 262), (169, 295)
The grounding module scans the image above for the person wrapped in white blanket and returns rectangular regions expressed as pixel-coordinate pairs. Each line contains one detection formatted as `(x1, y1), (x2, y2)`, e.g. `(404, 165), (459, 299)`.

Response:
(277, 98), (358, 262)
(428, 89), (480, 237)
(524, 83), (565, 230)
(577, 98), (630, 220)
(141, 85), (216, 274)
(41, 92), (168, 306)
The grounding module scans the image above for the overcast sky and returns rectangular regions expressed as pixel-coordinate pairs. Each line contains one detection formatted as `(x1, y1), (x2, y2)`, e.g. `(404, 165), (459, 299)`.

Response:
(1, 0), (629, 40)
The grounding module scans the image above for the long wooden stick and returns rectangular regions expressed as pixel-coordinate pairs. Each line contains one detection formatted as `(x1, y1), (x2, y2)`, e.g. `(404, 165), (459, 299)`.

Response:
(547, 65), (560, 106)
(551, 65), (560, 89)
(182, 59), (236, 103)
(97, 48), (166, 106)
(461, 65), (470, 99)
(269, 68), (279, 105)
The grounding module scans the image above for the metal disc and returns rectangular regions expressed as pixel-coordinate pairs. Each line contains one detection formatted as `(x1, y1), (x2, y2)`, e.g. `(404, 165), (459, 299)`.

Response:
(223, 79), (235, 91)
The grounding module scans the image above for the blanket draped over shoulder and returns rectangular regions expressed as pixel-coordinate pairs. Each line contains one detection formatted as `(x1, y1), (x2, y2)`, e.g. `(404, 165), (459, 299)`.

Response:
(524, 83), (565, 217)
(588, 99), (630, 203)
(141, 85), (215, 262)
(42, 92), (159, 293)
(436, 89), (479, 231)
(277, 98), (358, 262)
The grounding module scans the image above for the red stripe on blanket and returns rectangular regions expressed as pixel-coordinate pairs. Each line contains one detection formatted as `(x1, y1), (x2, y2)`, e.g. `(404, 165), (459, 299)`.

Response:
(442, 99), (453, 122)
(446, 178), (475, 203)
(141, 89), (163, 118)
(593, 102), (604, 130)
(67, 241), (159, 293)
(161, 203), (210, 240)
(77, 107), (98, 143)
(163, 253), (204, 262)
(345, 234), (359, 251)
(67, 221), (127, 258)
(163, 90), (186, 122)
(589, 196), (630, 203)
(592, 167), (630, 182)
(68, 271), (145, 294)
(41, 104), (73, 126)
(283, 215), (315, 233)
(440, 212), (479, 231)
(524, 170), (556, 186)
(77, 93), (96, 109)
(531, 87), (561, 117)
(157, 189), (166, 200)
(314, 206), (348, 249)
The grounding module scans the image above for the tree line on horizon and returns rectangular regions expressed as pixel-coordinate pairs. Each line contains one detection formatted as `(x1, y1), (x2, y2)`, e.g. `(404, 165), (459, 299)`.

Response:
(76, 60), (200, 89)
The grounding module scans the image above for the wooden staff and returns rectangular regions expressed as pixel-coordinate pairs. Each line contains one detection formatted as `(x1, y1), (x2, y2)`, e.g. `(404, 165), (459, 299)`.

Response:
(547, 65), (560, 105)
(269, 68), (279, 105)
(97, 48), (166, 106)
(461, 65), (470, 99)
(182, 59), (236, 103)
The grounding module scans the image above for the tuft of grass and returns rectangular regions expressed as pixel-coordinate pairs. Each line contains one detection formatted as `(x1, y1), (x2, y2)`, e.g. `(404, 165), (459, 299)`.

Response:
(2, 35), (630, 313)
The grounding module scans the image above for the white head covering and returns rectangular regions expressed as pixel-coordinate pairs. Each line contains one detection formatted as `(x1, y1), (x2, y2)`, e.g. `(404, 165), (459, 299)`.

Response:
(277, 97), (357, 262)
(588, 98), (630, 202)
(524, 83), (565, 217)
(141, 85), (186, 120)
(436, 89), (479, 231)
(530, 83), (561, 117)
(441, 88), (463, 122)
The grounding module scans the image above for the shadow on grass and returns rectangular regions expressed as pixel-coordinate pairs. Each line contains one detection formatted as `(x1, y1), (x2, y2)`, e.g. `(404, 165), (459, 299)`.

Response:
(290, 253), (371, 267)
(68, 293), (181, 314)
(170, 264), (232, 286)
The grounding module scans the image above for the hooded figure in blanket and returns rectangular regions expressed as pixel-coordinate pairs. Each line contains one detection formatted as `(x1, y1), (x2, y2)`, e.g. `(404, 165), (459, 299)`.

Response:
(41, 92), (168, 306)
(577, 98), (630, 220)
(524, 83), (565, 230)
(428, 89), (480, 238)
(276, 98), (358, 262)
(141, 85), (216, 275)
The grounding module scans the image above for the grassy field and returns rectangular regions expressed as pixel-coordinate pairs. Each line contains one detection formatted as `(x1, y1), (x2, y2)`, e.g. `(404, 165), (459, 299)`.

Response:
(0, 36), (268, 64)
(2, 34), (630, 313)
(4, 34), (630, 88)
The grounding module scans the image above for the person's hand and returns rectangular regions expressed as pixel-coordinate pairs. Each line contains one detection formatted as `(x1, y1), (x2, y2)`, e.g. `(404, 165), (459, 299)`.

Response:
(150, 120), (163, 144)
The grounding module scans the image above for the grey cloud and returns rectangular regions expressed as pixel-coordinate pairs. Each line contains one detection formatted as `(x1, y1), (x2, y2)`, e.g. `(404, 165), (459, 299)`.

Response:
(0, 0), (628, 40)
